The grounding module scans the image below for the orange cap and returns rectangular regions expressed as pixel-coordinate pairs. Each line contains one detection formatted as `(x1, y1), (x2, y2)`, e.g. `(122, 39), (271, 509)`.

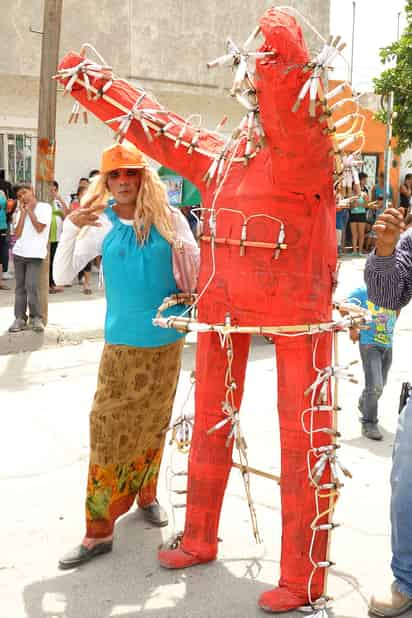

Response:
(100, 141), (147, 174)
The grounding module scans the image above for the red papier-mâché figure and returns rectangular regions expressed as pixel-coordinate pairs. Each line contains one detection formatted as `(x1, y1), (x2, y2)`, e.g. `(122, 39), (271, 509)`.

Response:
(57, 8), (340, 613)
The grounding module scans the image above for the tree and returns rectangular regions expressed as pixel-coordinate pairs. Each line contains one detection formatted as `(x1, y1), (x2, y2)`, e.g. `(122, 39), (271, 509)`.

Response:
(374, 0), (412, 154)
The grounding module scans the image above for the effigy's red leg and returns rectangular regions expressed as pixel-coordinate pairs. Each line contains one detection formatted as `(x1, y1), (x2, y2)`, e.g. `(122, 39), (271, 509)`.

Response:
(158, 331), (251, 568)
(259, 333), (334, 613)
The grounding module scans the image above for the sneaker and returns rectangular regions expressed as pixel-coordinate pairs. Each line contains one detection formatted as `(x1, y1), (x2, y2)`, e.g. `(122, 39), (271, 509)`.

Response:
(362, 423), (383, 441)
(369, 582), (412, 616)
(30, 317), (45, 333)
(2, 272), (13, 280)
(8, 318), (27, 333)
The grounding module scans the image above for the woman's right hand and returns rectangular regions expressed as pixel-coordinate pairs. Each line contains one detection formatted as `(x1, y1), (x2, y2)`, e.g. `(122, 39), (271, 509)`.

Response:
(68, 195), (104, 228)
(373, 207), (405, 256)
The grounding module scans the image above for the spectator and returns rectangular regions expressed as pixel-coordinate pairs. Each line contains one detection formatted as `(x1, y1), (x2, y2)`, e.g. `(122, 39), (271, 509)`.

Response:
(349, 171), (368, 256)
(70, 184), (88, 211)
(88, 169), (100, 180)
(399, 173), (412, 218)
(0, 171), (15, 281)
(346, 284), (397, 441)
(365, 207), (412, 615)
(372, 171), (394, 208)
(70, 177), (89, 204)
(70, 185), (93, 294)
(0, 169), (13, 200)
(335, 186), (349, 255)
(0, 189), (10, 290)
(8, 184), (51, 333)
(365, 172), (394, 252)
(49, 181), (69, 293)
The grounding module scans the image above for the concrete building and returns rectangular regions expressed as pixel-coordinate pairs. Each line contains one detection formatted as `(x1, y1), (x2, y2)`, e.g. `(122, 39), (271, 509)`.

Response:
(0, 0), (330, 197)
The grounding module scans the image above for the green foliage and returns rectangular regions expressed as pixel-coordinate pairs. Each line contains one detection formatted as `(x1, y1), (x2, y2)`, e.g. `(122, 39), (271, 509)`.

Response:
(374, 1), (412, 153)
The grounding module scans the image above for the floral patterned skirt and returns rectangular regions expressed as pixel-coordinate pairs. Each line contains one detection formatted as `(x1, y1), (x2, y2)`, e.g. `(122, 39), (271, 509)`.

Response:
(85, 339), (184, 538)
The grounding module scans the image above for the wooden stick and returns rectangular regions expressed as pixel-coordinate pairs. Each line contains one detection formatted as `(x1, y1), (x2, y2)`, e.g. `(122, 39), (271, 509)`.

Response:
(156, 316), (340, 335)
(232, 462), (280, 483)
(323, 329), (340, 598)
(200, 235), (287, 251)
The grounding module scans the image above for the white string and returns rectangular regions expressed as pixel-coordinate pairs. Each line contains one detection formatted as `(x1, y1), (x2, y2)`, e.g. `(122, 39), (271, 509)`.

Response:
(174, 136), (247, 319)
(79, 43), (109, 66)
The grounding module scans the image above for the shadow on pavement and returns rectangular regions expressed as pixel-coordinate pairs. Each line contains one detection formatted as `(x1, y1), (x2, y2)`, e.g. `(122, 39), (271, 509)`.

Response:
(341, 426), (395, 458)
(23, 512), (277, 618)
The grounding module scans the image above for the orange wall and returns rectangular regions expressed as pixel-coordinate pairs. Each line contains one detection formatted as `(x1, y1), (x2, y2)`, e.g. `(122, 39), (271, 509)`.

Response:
(329, 81), (400, 203)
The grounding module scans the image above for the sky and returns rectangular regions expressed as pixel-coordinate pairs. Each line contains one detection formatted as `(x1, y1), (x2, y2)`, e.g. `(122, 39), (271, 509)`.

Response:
(330, 0), (406, 91)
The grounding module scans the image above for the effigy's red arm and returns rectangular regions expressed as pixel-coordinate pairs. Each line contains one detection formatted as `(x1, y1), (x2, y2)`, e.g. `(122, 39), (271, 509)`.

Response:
(56, 52), (224, 192)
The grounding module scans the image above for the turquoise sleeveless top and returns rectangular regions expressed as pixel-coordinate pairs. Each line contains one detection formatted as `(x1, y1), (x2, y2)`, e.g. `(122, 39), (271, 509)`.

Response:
(351, 195), (367, 214)
(102, 207), (185, 348)
(0, 193), (7, 230)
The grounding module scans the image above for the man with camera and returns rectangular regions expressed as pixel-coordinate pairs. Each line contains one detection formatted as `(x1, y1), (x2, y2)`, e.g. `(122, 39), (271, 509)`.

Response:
(366, 206), (412, 616)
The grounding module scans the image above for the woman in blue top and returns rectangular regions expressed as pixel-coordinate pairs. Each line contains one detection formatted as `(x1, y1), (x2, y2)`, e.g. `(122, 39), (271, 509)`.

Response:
(349, 171), (369, 256)
(54, 141), (199, 569)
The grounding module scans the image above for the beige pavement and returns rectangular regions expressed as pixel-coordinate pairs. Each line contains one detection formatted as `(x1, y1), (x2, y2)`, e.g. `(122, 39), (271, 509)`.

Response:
(1, 255), (412, 618)
(0, 272), (105, 354)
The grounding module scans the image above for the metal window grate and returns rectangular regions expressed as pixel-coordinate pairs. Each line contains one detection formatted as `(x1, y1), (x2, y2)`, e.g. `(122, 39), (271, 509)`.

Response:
(0, 132), (34, 184)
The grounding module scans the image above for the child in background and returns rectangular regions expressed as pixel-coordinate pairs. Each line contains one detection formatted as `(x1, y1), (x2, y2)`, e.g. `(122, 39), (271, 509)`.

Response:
(347, 284), (397, 441)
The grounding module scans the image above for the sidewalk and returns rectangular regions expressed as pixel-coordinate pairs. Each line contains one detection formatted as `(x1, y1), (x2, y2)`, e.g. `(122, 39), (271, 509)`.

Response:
(0, 272), (105, 354)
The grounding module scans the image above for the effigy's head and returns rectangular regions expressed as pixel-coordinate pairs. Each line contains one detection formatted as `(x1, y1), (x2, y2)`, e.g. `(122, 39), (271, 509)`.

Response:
(258, 8), (309, 68)
(246, 9), (334, 191)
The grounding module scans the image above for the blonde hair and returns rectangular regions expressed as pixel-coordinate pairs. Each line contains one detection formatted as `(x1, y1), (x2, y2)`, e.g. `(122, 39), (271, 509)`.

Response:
(81, 167), (174, 244)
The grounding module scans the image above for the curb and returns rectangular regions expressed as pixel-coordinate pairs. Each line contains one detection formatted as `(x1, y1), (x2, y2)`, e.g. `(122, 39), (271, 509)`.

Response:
(0, 325), (104, 355)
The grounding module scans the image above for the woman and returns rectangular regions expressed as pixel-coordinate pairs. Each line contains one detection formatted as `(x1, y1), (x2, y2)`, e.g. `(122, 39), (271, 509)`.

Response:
(335, 184), (349, 255)
(399, 173), (412, 217)
(54, 141), (199, 569)
(349, 171), (368, 256)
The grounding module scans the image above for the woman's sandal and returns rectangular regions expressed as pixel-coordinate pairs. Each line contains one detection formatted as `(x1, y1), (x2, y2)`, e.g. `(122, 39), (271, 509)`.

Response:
(58, 541), (113, 569)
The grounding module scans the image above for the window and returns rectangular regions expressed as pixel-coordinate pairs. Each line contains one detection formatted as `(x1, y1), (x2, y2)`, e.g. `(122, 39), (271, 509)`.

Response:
(361, 153), (379, 187)
(0, 132), (35, 184)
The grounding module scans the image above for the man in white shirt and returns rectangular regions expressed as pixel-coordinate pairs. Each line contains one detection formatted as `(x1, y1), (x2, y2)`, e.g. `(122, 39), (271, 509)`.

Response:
(9, 184), (51, 333)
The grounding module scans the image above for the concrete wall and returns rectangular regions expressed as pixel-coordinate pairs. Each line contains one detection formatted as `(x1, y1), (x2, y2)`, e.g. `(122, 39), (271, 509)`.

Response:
(0, 0), (331, 196)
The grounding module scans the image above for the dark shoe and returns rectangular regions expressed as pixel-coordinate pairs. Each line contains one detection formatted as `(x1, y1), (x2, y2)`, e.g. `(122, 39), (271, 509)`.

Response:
(141, 501), (168, 527)
(30, 317), (45, 333)
(58, 542), (113, 570)
(362, 423), (383, 441)
(369, 582), (412, 616)
(8, 318), (27, 333)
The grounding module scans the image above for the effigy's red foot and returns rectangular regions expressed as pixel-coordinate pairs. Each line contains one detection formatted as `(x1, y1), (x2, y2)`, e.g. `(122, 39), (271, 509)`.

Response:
(258, 587), (309, 613)
(158, 547), (216, 570)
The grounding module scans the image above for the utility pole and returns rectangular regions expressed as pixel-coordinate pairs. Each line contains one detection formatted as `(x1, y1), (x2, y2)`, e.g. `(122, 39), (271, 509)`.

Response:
(382, 92), (394, 211)
(35, 0), (63, 325)
(349, 1), (356, 84)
